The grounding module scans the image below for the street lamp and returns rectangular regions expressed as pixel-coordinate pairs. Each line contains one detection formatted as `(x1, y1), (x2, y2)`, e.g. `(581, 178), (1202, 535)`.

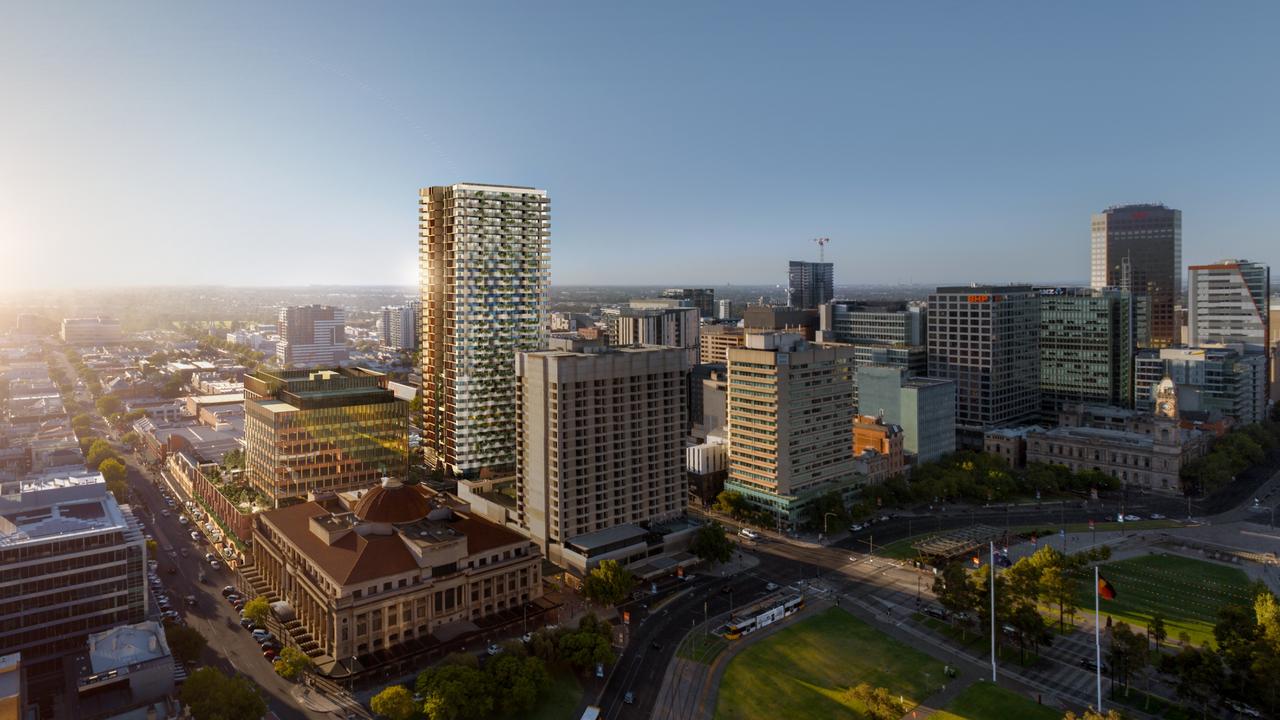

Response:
(823, 512), (838, 536)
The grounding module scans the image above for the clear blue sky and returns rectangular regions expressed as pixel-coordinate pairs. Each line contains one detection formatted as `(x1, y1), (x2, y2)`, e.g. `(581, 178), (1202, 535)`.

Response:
(2, 1), (1277, 290)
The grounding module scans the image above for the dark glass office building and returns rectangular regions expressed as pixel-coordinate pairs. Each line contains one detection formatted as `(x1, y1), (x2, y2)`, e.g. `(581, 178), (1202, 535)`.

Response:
(1090, 204), (1181, 347)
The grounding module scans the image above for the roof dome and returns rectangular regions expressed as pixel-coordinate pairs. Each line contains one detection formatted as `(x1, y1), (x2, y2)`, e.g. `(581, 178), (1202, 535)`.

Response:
(352, 477), (433, 525)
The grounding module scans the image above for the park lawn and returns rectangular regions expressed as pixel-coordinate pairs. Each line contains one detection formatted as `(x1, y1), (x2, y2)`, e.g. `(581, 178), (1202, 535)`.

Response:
(931, 681), (1059, 720)
(1076, 553), (1254, 647)
(713, 607), (945, 720)
(677, 628), (729, 665)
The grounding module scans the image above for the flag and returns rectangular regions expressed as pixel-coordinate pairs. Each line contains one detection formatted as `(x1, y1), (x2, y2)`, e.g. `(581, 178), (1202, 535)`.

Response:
(1097, 575), (1117, 600)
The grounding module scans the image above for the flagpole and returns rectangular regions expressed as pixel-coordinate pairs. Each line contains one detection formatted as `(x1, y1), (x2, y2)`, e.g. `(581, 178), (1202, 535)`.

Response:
(990, 541), (996, 682)
(1095, 565), (1102, 712)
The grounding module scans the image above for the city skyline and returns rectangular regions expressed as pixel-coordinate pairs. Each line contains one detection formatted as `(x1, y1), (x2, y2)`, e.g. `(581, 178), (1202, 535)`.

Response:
(3, 2), (1279, 290)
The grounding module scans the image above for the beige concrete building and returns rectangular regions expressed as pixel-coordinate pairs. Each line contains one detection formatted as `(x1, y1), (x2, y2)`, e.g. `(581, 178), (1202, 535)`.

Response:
(515, 341), (689, 573)
(1020, 405), (1209, 493)
(724, 333), (861, 527)
(247, 478), (543, 681)
(59, 317), (122, 345)
(700, 325), (745, 365)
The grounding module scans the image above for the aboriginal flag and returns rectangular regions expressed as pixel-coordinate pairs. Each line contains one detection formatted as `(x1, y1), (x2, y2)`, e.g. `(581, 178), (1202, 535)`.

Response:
(1097, 575), (1117, 600)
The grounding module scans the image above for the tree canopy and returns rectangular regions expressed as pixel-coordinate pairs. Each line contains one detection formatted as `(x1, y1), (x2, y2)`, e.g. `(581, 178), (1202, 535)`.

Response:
(242, 596), (271, 626)
(178, 667), (266, 720)
(582, 559), (634, 606)
(370, 685), (417, 720)
(164, 623), (207, 664)
(690, 521), (733, 566)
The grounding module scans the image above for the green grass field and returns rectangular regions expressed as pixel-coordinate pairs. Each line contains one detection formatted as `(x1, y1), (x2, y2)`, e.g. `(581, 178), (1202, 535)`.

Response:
(677, 628), (729, 665)
(1077, 553), (1254, 647)
(713, 607), (945, 720)
(932, 681), (1060, 720)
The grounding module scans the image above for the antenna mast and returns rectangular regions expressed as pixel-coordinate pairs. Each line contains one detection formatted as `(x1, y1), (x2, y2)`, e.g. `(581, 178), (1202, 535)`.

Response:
(813, 237), (830, 262)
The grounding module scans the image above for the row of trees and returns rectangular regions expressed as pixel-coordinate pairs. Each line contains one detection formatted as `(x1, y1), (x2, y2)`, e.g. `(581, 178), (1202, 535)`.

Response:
(372, 615), (614, 720)
(1180, 420), (1280, 495)
(1156, 590), (1280, 718)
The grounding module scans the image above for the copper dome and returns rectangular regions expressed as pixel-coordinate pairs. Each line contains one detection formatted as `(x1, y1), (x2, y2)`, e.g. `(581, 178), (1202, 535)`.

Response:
(352, 477), (434, 525)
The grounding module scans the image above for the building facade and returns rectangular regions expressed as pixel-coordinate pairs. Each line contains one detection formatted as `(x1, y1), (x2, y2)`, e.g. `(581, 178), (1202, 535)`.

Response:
(59, 317), (122, 345)
(1188, 260), (1270, 395)
(856, 366), (956, 464)
(276, 305), (349, 368)
(926, 286), (1040, 445)
(787, 261), (834, 310)
(602, 304), (700, 363)
(1090, 203), (1181, 347)
(244, 368), (408, 506)
(0, 474), (146, 661)
(724, 333), (860, 526)
(248, 479), (543, 679)
(1135, 346), (1267, 425)
(661, 288), (715, 318)
(817, 301), (926, 346)
(716, 299), (735, 321)
(515, 343), (687, 570)
(699, 325), (745, 365)
(852, 415), (905, 484)
(1038, 287), (1135, 418)
(379, 301), (421, 351)
(419, 183), (550, 476)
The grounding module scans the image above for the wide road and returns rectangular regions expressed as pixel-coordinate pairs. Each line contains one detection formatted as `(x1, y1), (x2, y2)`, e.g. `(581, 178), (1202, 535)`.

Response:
(106, 431), (342, 720)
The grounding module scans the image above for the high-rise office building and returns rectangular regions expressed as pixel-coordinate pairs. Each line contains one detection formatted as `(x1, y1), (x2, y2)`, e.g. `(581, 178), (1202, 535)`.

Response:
(0, 473), (146, 661)
(1090, 204), (1181, 347)
(716, 299), (735, 321)
(787, 261), (834, 309)
(856, 365), (956, 464)
(817, 301), (929, 409)
(927, 286), (1039, 445)
(724, 333), (859, 527)
(379, 301), (420, 351)
(1135, 346), (1267, 425)
(1188, 260), (1270, 354)
(276, 305), (349, 368)
(1037, 287), (1135, 417)
(419, 183), (550, 475)
(244, 367), (408, 506)
(516, 342), (687, 569)
(661, 288), (715, 318)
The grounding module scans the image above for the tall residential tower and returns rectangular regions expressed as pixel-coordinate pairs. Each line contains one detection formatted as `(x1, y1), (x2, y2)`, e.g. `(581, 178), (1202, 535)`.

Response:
(419, 183), (550, 475)
(787, 261), (834, 309)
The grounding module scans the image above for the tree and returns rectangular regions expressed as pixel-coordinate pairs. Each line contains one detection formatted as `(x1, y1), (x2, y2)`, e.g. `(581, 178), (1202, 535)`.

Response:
(121, 430), (139, 447)
(690, 521), (734, 566)
(86, 439), (119, 470)
(843, 683), (903, 720)
(165, 623), (207, 664)
(582, 559), (634, 606)
(933, 563), (977, 639)
(1004, 557), (1043, 610)
(72, 413), (94, 433)
(1040, 566), (1078, 633)
(179, 667), (267, 720)
(1148, 613), (1167, 651)
(416, 664), (494, 720)
(370, 685), (417, 720)
(96, 394), (123, 416)
(242, 596), (271, 626)
(146, 539), (158, 559)
(713, 490), (750, 520)
(160, 376), (186, 398)
(528, 628), (562, 665)
(485, 653), (549, 715)
(557, 626), (614, 673)
(1062, 711), (1125, 720)
(1010, 602), (1051, 665)
(1162, 646), (1225, 719)
(273, 646), (313, 680)
(99, 458), (128, 499)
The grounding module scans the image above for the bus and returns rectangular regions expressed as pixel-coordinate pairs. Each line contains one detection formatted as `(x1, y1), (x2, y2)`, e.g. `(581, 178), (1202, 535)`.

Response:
(580, 707), (602, 720)
(722, 593), (804, 640)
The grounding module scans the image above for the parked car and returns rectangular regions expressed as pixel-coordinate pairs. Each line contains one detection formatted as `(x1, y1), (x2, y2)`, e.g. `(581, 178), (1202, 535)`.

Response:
(486, 644), (502, 656)
(765, 582), (779, 591)
(222, 586), (236, 597)
(737, 528), (761, 541)
(160, 509), (170, 517)
(263, 649), (277, 661)
(1149, 513), (1165, 520)
(190, 531), (200, 541)
(594, 662), (604, 678)
(521, 633), (534, 644)
(240, 618), (255, 629)
(209, 560), (221, 570)
(924, 606), (948, 621)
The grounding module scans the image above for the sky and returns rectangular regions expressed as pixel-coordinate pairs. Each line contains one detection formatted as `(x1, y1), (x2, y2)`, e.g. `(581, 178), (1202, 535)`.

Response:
(1, 1), (1277, 291)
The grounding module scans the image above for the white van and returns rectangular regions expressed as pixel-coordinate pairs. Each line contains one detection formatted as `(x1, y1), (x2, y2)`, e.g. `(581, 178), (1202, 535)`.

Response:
(738, 528), (761, 541)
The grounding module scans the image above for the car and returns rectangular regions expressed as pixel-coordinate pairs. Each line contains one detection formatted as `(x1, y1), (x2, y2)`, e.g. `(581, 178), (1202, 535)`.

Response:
(161, 610), (180, 621)
(623, 691), (635, 704)
(240, 618), (255, 629)
(185, 595), (197, 607)
(179, 548), (189, 557)
(204, 553), (215, 562)
(923, 606), (948, 620)
(765, 582), (779, 591)
(737, 528), (761, 541)
(1078, 658), (1108, 673)
(1227, 700), (1263, 718)
(261, 639), (281, 651)
(209, 560), (221, 570)
(486, 643), (502, 656)
(849, 523), (865, 532)
(160, 509), (170, 517)
(222, 586), (236, 596)
(879, 515), (891, 522)
(190, 531), (200, 541)
(252, 629), (272, 639)
(1149, 513), (1165, 520)
(263, 649), (277, 661)
(594, 662), (604, 678)
(521, 632), (534, 644)
(1123, 514), (1140, 522)
(178, 516), (188, 525)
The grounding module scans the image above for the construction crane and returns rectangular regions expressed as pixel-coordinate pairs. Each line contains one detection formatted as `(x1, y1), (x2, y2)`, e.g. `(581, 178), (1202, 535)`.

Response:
(813, 237), (830, 262)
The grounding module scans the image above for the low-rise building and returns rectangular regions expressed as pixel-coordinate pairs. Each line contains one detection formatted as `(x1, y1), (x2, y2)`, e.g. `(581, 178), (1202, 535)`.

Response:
(60, 318), (123, 346)
(852, 415), (905, 483)
(856, 366), (957, 464)
(71, 621), (178, 720)
(246, 478), (545, 682)
(686, 430), (728, 508)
